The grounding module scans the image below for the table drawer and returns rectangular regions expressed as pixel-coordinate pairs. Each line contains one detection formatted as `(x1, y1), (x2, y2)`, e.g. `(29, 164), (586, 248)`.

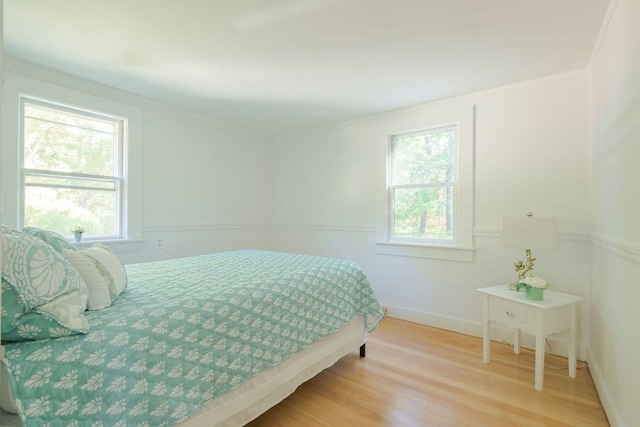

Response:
(489, 299), (534, 329)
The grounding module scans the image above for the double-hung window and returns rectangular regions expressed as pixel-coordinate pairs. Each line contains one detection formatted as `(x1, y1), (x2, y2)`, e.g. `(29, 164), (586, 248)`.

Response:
(389, 126), (457, 242)
(21, 97), (126, 240)
(376, 104), (475, 261)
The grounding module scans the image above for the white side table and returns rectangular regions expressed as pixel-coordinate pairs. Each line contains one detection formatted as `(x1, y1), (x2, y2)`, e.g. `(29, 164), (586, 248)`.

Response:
(477, 285), (582, 391)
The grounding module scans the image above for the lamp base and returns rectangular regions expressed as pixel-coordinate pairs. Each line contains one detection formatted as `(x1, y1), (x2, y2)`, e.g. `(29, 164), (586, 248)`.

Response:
(514, 249), (536, 282)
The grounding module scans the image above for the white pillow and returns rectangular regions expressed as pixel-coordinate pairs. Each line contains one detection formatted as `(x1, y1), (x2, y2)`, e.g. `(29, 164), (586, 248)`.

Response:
(62, 244), (127, 310)
(1, 225), (89, 342)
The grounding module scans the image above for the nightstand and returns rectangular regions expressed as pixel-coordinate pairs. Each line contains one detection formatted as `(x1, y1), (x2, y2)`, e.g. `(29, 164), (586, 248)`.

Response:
(477, 284), (582, 391)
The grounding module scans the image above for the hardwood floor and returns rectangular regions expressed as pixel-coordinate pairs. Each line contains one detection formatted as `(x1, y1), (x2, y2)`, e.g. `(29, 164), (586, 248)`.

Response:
(247, 317), (608, 426)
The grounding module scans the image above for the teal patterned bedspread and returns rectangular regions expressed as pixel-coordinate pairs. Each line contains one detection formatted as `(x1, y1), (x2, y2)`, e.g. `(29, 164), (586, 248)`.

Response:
(2, 249), (384, 426)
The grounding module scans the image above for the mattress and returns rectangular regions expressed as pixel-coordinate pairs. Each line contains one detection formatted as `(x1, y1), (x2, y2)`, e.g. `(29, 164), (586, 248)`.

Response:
(0, 315), (366, 426)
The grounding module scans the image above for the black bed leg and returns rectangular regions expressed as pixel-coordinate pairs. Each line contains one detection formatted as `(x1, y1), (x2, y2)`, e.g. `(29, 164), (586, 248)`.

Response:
(359, 343), (366, 358)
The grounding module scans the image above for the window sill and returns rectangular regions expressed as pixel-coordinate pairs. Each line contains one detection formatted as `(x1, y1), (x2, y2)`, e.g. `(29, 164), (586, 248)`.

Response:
(375, 241), (474, 262)
(72, 239), (144, 253)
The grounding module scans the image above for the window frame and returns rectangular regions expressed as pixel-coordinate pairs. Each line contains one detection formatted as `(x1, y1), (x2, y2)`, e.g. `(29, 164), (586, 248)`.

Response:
(375, 104), (475, 262)
(20, 96), (128, 240)
(388, 125), (459, 245)
(2, 73), (143, 251)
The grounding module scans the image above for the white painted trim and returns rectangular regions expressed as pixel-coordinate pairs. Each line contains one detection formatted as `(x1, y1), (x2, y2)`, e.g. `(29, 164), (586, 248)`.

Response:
(589, 233), (640, 264)
(74, 239), (144, 253)
(474, 228), (589, 242)
(375, 242), (474, 262)
(144, 223), (271, 233)
(384, 304), (480, 337)
(3, 56), (267, 140)
(587, 0), (618, 70)
(2, 73), (144, 241)
(277, 71), (587, 139)
(375, 104), (476, 262)
(384, 304), (587, 360)
(171, 222), (591, 243)
(146, 223), (375, 233)
(270, 223), (375, 233)
(587, 348), (622, 427)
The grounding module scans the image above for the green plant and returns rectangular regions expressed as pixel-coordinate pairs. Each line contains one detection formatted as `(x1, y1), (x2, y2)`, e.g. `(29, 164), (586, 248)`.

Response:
(70, 226), (86, 234)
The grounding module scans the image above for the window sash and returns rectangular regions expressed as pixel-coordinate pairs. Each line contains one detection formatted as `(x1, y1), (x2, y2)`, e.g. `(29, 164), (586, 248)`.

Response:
(388, 126), (458, 243)
(24, 169), (120, 191)
(19, 97), (126, 239)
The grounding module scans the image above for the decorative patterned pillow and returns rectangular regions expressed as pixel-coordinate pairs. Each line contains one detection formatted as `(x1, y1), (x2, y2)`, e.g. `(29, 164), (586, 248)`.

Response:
(1, 225), (89, 342)
(22, 226), (78, 254)
(62, 243), (127, 310)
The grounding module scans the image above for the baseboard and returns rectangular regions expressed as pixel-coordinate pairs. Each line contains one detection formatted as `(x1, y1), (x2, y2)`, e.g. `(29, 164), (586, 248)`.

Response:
(384, 304), (481, 337)
(383, 304), (587, 360)
(587, 349), (620, 427)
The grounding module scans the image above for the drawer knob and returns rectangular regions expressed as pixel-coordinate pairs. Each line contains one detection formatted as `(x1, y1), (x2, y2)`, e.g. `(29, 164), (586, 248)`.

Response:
(506, 311), (513, 316)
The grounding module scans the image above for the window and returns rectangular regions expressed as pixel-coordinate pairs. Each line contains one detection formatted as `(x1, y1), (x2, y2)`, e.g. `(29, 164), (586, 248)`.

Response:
(3, 73), (142, 250)
(20, 97), (126, 240)
(375, 103), (475, 261)
(389, 126), (456, 242)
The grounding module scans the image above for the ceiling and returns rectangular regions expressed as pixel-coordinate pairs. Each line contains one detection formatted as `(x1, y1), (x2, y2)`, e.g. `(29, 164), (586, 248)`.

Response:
(4, 0), (610, 137)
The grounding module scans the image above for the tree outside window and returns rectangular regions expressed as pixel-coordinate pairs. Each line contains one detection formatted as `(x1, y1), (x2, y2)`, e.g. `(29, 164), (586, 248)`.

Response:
(389, 126), (456, 241)
(21, 98), (125, 239)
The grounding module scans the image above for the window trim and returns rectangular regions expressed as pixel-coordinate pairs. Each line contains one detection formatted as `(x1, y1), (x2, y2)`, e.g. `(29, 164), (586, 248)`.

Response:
(20, 96), (128, 240)
(388, 124), (459, 245)
(2, 73), (143, 249)
(375, 103), (475, 261)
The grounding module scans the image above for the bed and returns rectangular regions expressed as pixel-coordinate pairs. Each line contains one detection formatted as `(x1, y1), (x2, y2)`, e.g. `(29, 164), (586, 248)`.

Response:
(0, 226), (384, 426)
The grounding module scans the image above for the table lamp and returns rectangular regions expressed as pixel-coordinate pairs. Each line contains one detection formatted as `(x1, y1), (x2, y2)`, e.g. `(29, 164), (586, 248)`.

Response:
(502, 213), (557, 285)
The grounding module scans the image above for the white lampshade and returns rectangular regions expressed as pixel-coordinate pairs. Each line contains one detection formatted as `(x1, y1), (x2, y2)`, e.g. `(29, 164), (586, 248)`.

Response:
(502, 216), (557, 250)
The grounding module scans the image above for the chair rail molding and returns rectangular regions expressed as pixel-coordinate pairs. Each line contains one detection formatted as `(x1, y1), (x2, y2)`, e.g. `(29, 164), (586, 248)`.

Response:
(589, 233), (640, 265)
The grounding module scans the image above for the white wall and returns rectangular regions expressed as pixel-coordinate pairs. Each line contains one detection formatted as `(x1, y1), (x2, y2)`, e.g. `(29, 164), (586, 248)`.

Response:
(271, 72), (591, 357)
(0, 0), (4, 355)
(588, 0), (640, 425)
(1, 58), (273, 264)
(5, 21), (634, 423)
(136, 103), (273, 263)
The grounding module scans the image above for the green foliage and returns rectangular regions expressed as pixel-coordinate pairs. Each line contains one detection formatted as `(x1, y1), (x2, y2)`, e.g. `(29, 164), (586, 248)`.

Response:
(23, 102), (120, 237)
(392, 129), (455, 239)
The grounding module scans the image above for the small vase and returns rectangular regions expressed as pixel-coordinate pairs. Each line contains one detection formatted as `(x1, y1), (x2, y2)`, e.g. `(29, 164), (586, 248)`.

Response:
(525, 286), (544, 300)
(74, 232), (83, 243)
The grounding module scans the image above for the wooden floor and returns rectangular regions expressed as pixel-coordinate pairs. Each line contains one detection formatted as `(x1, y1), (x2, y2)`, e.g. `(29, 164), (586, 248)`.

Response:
(247, 317), (608, 427)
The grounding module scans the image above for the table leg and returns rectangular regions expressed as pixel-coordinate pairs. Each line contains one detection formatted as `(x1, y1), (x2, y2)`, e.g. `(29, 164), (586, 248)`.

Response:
(513, 328), (521, 354)
(535, 315), (545, 391)
(568, 303), (577, 378)
(483, 294), (490, 363)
